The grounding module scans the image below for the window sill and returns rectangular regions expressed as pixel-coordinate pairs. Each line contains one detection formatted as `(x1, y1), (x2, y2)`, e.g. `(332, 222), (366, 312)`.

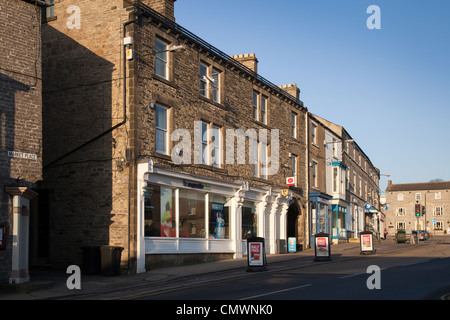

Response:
(153, 74), (179, 89)
(198, 95), (227, 111)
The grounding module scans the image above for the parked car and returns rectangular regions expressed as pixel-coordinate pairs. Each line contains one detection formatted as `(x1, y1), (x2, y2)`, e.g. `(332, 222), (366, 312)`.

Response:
(412, 230), (429, 241)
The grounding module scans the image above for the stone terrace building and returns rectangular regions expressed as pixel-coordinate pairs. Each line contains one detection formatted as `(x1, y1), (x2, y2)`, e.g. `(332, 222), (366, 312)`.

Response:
(42, 0), (308, 274)
(312, 115), (381, 241)
(385, 180), (450, 235)
(0, 0), (44, 284)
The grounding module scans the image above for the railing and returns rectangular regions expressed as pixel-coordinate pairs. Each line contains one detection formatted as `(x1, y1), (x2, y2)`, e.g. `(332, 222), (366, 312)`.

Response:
(137, 1), (304, 108)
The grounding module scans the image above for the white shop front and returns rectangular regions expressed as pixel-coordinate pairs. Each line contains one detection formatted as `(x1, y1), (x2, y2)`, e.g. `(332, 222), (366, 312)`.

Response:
(136, 159), (289, 273)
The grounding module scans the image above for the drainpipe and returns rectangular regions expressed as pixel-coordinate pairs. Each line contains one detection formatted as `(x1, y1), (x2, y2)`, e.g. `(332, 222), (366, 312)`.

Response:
(43, 17), (138, 169)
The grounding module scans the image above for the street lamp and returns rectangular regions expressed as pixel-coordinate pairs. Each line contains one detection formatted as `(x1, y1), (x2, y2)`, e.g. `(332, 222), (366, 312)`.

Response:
(324, 139), (354, 145)
(156, 44), (187, 54)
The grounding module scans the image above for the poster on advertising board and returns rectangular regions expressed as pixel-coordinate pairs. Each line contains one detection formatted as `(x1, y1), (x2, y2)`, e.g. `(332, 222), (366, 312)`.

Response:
(314, 233), (331, 261)
(360, 231), (375, 254)
(247, 237), (268, 271)
(288, 237), (296, 252)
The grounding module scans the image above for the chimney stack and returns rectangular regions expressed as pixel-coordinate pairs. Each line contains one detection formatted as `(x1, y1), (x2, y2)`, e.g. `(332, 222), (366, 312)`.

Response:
(143, 0), (176, 22)
(230, 53), (258, 73)
(278, 84), (300, 103)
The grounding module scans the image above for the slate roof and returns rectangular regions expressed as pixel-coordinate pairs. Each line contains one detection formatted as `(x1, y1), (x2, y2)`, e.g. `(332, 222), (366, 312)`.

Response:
(386, 181), (450, 192)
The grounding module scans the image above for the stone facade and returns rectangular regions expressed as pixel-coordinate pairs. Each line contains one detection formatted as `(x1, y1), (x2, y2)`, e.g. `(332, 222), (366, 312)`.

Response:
(310, 114), (381, 241)
(0, 0), (43, 283)
(385, 181), (450, 235)
(41, 0), (309, 273)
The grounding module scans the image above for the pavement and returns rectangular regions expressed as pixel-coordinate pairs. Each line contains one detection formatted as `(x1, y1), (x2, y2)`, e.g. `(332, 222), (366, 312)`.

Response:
(0, 236), (440, 300)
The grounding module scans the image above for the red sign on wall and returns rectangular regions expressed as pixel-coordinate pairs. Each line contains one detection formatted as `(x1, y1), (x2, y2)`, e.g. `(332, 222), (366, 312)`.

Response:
(286, 177), (295, 186)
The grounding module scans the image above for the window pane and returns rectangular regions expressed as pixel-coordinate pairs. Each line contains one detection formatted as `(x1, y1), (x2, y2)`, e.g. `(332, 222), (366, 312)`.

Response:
(155, 105), (167, 154)
(200, 63), (208, 97)
(144, 184), (176, 237)
(209, 195), (231, 239)
(261, 96), (267, 124)
(253, 91), (258, 120)
(155, 129), (166, 153)
(155, 105), (167, 129)
(212, 125), (221, 167)
(179, 189), (205, 238)
(155, 38), (168, 78)
(212, 68), (220, 103)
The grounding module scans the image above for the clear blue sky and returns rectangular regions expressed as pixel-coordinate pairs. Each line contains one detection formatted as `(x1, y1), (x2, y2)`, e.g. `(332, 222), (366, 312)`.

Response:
(174, 0), (450, 193)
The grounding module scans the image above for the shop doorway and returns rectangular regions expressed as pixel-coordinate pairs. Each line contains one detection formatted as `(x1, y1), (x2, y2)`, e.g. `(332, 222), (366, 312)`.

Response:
(287, 202), (303, 251)
(29, 189), (50, 267)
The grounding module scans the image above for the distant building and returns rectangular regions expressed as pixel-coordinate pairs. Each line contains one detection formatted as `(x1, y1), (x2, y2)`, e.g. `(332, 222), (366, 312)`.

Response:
(310, 114), (381, 242)
(385, 180), (450, 235)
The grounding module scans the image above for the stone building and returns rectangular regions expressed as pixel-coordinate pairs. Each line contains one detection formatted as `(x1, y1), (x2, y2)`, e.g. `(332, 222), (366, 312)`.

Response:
(311, 114), (381, 242)
(41, 0), (308, 274)
(385, 180), (450, 235)
(0, 0), (45, 283)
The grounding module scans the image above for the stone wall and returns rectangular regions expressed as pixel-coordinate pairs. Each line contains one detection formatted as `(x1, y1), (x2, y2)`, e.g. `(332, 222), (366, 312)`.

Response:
(0, 0), (43, 283)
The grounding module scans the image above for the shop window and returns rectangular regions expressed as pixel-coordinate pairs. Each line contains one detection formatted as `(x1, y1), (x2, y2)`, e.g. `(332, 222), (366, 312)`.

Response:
(209, 195), (231, 239)
(144, 184), (176, 237)
(242, 201), (258, 239)
(179, 189), (205, 238)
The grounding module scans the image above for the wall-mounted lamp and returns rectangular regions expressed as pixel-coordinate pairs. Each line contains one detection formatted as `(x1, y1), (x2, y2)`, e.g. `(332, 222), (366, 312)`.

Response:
(324, 139), (354, 146)
(148, 100), (156, 109)
(155, 44), (187, 54)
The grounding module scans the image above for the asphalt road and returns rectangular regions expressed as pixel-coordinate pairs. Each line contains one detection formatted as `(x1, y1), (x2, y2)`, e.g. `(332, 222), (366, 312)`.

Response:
(132, 240), (450, 301)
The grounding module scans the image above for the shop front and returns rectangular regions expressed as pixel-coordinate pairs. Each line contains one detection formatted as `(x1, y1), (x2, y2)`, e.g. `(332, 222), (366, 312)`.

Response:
(309, 192), (332, 246)
(136, 159), (289, 273)
(332, 204), (348, 243)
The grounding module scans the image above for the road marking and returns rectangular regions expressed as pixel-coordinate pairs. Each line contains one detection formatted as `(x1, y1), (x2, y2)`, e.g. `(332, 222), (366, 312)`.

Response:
(401, 260), (427, 267)
(240, 284), (312, 300)
(339, 272), (366, 279)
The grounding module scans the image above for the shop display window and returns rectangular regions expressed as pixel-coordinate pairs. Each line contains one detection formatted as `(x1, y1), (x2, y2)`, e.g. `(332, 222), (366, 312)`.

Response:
(144, 184), (176, 237)
(209, 195), (231, 239)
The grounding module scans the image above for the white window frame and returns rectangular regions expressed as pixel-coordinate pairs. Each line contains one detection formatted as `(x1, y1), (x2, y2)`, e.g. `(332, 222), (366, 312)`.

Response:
(312, 160), (318, 188)
(311, 123), (317, 145)
(155, 37), (170, 79)
(201, 121), (222, 167)
(200, 62), (221, 103)
(291, 112), (297, 138)
(415, 193), (422, 201)
(291, 153), (298, 186)
(435, 192), (441, 200)
(397, 222), (406, 230)
(397, 193), (404, 201)
(434, 206), (444, 216)
(396, 207), (406, 216)
(261, 95), (267, 125)
(155, 104), (169, 155)
(253, 91), (259, 121)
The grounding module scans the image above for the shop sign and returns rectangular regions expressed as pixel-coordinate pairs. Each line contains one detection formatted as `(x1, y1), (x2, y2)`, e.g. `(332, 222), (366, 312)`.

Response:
(314, 233), (331, 261)
(183, 180), (211, 190)
(360, 231), (375, 255)
(286, 177), (295, 186)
